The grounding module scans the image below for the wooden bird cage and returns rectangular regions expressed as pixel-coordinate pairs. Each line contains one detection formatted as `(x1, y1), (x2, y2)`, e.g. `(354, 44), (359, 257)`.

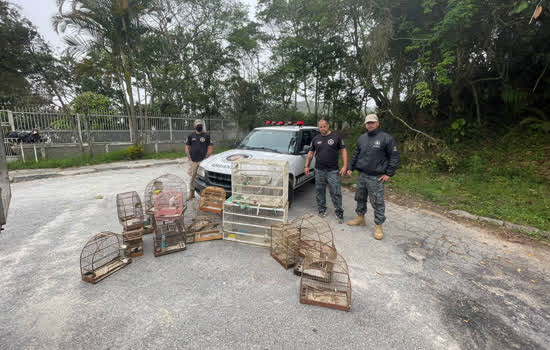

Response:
(116, 191), (144, 231)
(293, 213), (335, 276)
(294, 213), (334, 247)
(153, 219), (186, 256)
(199, 186), (226, 215)
(191, 212), (223, 242)
(300, 249), (351, 312)
(154, 190), (186, 221)
(270, 223), (300, 269)
(80, 232), (131, 284)
(231, 159), (288, 208)
(144, 174), (187, 215)
(124, 236), (144, 257)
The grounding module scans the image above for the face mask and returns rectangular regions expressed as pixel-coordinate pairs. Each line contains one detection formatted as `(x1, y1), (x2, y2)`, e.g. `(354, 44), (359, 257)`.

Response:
(195, 125), (203, 132)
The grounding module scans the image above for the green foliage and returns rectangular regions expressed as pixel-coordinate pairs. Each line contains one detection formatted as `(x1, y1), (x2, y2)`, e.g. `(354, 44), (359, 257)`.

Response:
(520, 117), (550, 133)
(123, 145), (144, 160)
(415, 82), (437, 108)
(72, 92), (111, 113)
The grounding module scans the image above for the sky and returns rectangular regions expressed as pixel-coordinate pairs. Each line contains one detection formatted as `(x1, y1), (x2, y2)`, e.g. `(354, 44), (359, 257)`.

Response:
(10, 0), (259, 53)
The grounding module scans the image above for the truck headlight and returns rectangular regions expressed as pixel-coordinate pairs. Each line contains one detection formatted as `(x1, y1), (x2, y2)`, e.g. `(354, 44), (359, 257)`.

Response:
(197, 166), (205, 177)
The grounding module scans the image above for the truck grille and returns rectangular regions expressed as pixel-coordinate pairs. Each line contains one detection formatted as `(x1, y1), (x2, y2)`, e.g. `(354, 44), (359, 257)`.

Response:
(206, 171), (231, 190)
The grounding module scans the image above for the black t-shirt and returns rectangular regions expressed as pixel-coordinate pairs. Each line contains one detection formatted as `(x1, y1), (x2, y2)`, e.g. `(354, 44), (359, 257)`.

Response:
(186, 132), (212, 162)
(310, 132), (345, 171)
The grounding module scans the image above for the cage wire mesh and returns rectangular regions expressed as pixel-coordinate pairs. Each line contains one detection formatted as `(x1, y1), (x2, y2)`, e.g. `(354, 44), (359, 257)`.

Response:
(116, 191), (144, 231)
(223, 199), (288, 247)
(144, 174), (187, 215)
(199, 186), (226, 215)
(293, 213), (336, 275)
(270, 222), (300, 269)
(154, 190), (186, 221)
(80, 232), (131, 283)
(185, 191), (223, 242)
(299, 249), (351, 312)
(153, 218), (187, 256)
(231, 159), (289, 208)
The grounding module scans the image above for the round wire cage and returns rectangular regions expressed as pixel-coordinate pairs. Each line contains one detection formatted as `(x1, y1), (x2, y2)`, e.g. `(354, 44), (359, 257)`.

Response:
(299, 247), (351, 311)
(80, 232), (129, 283)
(116, 191), (144, 231)
(144, 174), (187, 215)
(154, 190), (186, 220)
(292, 213), (335, 250)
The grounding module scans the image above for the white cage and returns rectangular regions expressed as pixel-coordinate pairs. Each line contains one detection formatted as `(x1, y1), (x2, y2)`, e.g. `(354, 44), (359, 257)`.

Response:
(223, 198), (288, 247)
(231, 159), (289, 208)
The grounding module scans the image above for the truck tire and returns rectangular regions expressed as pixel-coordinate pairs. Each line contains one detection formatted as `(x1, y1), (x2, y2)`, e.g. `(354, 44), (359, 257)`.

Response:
(288, 177), (294, 209)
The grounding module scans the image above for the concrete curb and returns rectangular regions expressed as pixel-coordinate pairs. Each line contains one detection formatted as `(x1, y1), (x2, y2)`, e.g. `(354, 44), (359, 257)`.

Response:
(449, 209), (550, 239)
(9, 160), (183, 183)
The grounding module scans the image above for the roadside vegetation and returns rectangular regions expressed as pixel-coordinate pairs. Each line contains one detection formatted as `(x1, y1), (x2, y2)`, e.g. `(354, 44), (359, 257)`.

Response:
(7, 144), (231, 171)
(341, 127), (550, 232)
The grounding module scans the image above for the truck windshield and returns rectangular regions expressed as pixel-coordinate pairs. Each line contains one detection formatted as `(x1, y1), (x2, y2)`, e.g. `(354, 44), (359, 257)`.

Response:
(238, 129), (297, 154)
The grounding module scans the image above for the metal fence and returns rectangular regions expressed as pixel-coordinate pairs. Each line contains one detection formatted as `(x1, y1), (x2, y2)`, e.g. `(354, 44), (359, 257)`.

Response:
(0, 108), (232, 145)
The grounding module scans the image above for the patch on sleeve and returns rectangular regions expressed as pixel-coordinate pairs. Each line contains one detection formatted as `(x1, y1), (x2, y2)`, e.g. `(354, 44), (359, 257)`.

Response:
(393, 146), (398, 152)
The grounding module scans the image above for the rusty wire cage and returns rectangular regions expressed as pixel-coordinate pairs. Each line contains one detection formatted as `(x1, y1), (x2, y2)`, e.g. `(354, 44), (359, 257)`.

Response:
(270, 223), (300, 269)
(80, 232), (131, 284)
(199, 186), (226, 215)
(144, 174), (187, 215)
(154, 190), (186, 221)
(300, 248), (351, 311)
(153, 219), (186, 256)
(293, 213), (335, 276)
(116, 191), (144, 231)
(231, 159), (288, 208)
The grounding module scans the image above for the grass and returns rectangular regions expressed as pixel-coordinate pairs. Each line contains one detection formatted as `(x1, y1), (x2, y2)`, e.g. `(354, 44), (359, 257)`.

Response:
(338, 126), (550, 232)
(7, 144), (232, 171)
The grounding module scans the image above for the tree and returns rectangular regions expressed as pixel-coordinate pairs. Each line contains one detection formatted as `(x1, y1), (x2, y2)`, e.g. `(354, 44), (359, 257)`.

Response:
(53, 0), (155, 144)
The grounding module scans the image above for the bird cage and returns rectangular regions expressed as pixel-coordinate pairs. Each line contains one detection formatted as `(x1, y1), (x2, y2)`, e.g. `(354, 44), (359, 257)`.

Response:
(231, 159), (288, 208)
(144, 174), (187, 215)
(223, 198), (288, 247)
(199, 186), (226, 215)
(154, 190), (185, 221)
(124, 236), (144, 257)
(191, 212), (223, 242)
(116, 191), (144, 231)
(80, 232), (131, 284)
(293, 214), (335, 276)
(300, 250), (351, 312)
(153, 219), (186, 256)
(294, 213), (335, 247)
(270, 223), (300, 269)
(142, 215), (156, 235)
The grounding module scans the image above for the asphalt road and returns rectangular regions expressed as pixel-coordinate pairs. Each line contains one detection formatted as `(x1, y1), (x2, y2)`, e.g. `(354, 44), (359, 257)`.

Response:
(1, 163), (549, 349)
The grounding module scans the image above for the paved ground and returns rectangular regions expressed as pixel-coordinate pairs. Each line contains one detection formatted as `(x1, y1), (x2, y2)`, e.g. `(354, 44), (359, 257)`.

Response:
(1, 163), (549, 349)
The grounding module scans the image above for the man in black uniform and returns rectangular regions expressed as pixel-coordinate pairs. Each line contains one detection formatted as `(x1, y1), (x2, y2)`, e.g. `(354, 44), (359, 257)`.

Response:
(305, 120), (348, 223)
(347, 114), (400, 240)
(185, 119), (213, 199)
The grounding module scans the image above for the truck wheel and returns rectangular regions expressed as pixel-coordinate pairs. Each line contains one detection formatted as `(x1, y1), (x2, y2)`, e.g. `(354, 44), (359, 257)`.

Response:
(288, 179), (294, 209)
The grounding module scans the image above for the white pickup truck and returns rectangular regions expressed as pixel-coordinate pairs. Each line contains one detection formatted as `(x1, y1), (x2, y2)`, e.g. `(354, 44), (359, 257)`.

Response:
(193, 125), (320, 206)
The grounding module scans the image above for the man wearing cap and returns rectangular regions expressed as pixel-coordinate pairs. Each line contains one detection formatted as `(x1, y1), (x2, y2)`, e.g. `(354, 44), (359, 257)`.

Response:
(185, 119), (213, 199)
(305, 119), (348, 224)
(347, 114), (400, 240)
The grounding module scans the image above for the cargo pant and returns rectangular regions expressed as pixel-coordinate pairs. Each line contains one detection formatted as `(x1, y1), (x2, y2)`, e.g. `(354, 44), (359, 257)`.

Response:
(187, 161), (201, 198)
(355, 172), (386, 225)
(315, 169), (343, 218)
